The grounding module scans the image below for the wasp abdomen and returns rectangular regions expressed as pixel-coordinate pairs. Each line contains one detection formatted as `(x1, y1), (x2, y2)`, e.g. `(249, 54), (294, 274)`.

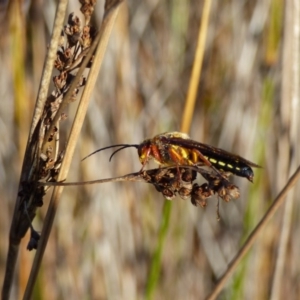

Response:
(205, 156), (254, 181)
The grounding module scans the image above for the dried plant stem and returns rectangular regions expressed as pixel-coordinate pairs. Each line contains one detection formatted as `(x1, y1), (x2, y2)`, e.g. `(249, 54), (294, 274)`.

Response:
(1, 2), (68, 299)
(39, 173), (146, 187)
(29, 0), (69, 139)
(205, 165), (300, 300)
(181, 0), (212, 133)
(22, 3), (123, 299)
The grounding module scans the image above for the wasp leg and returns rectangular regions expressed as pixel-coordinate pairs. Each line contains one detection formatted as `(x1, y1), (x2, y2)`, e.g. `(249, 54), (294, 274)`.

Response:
(167, 147), (188, 181)
(192, 149), (228, 180)
(139, 146), (152, 172)
(167, 147), (187, 164)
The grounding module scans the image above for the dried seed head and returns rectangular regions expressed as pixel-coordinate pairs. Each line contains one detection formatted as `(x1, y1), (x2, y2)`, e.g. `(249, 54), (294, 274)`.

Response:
(46, 146), (53, 157)
(178, 187), (192, 200)
(64, 13), (82, 46)
(190, 183), (213, 207)
(161, 188), (175, 200)
(141, 166), (241, 218)
(181, 169), (197, 182)
(81, 25), (92, 48)
(54, 52), (65, 71)
(80, 0), (96, 21)
(191, 196), (207, 208)
(217, 183), (240, 202)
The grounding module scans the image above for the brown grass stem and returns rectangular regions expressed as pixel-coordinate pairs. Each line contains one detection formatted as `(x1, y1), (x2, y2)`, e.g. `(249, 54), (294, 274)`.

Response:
(181, 0), (212, 132)
(205, 165), (300, 300)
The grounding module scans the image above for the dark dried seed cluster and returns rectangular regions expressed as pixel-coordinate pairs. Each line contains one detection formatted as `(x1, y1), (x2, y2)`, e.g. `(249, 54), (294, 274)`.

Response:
(80, 0), (97, 24)
(142, 168), (196, 200)
(39, 149), (65, 182)
(142, 167), (240, 217)
(193, 170), (240, 205)
(18, 182), (46, 209)
(27, 227), (41, 251)
(19, 7), (97, 251)
(40, 11), (96, 183)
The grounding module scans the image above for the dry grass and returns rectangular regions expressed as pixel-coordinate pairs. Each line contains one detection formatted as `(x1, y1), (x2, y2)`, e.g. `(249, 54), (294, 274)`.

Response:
(1, 0), (300, 299)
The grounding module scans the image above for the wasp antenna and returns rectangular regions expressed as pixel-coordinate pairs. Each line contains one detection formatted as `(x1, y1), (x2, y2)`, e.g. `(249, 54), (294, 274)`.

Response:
(109, 145), (139, 162)
(82, 144), (139, 161)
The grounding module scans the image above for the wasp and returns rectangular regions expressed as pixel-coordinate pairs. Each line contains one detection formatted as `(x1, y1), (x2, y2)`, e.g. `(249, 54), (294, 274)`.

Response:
(83, 132), (260, 182)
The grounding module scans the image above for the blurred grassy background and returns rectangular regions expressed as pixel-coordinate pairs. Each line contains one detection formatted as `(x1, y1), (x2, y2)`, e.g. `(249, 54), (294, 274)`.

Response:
(2, 0), (300, 299)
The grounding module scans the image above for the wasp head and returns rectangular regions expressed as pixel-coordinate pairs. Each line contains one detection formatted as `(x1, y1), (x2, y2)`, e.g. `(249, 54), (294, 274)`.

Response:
(137, 140), (152, 165)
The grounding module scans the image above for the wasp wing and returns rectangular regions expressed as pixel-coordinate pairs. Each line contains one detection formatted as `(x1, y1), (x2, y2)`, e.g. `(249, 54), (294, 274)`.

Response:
(165, 137), (261, 168)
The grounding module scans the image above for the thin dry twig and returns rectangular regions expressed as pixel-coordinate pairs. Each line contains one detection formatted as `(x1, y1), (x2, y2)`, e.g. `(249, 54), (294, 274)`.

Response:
(39, 165), (240, 213)
(205, 165), (300, 300)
